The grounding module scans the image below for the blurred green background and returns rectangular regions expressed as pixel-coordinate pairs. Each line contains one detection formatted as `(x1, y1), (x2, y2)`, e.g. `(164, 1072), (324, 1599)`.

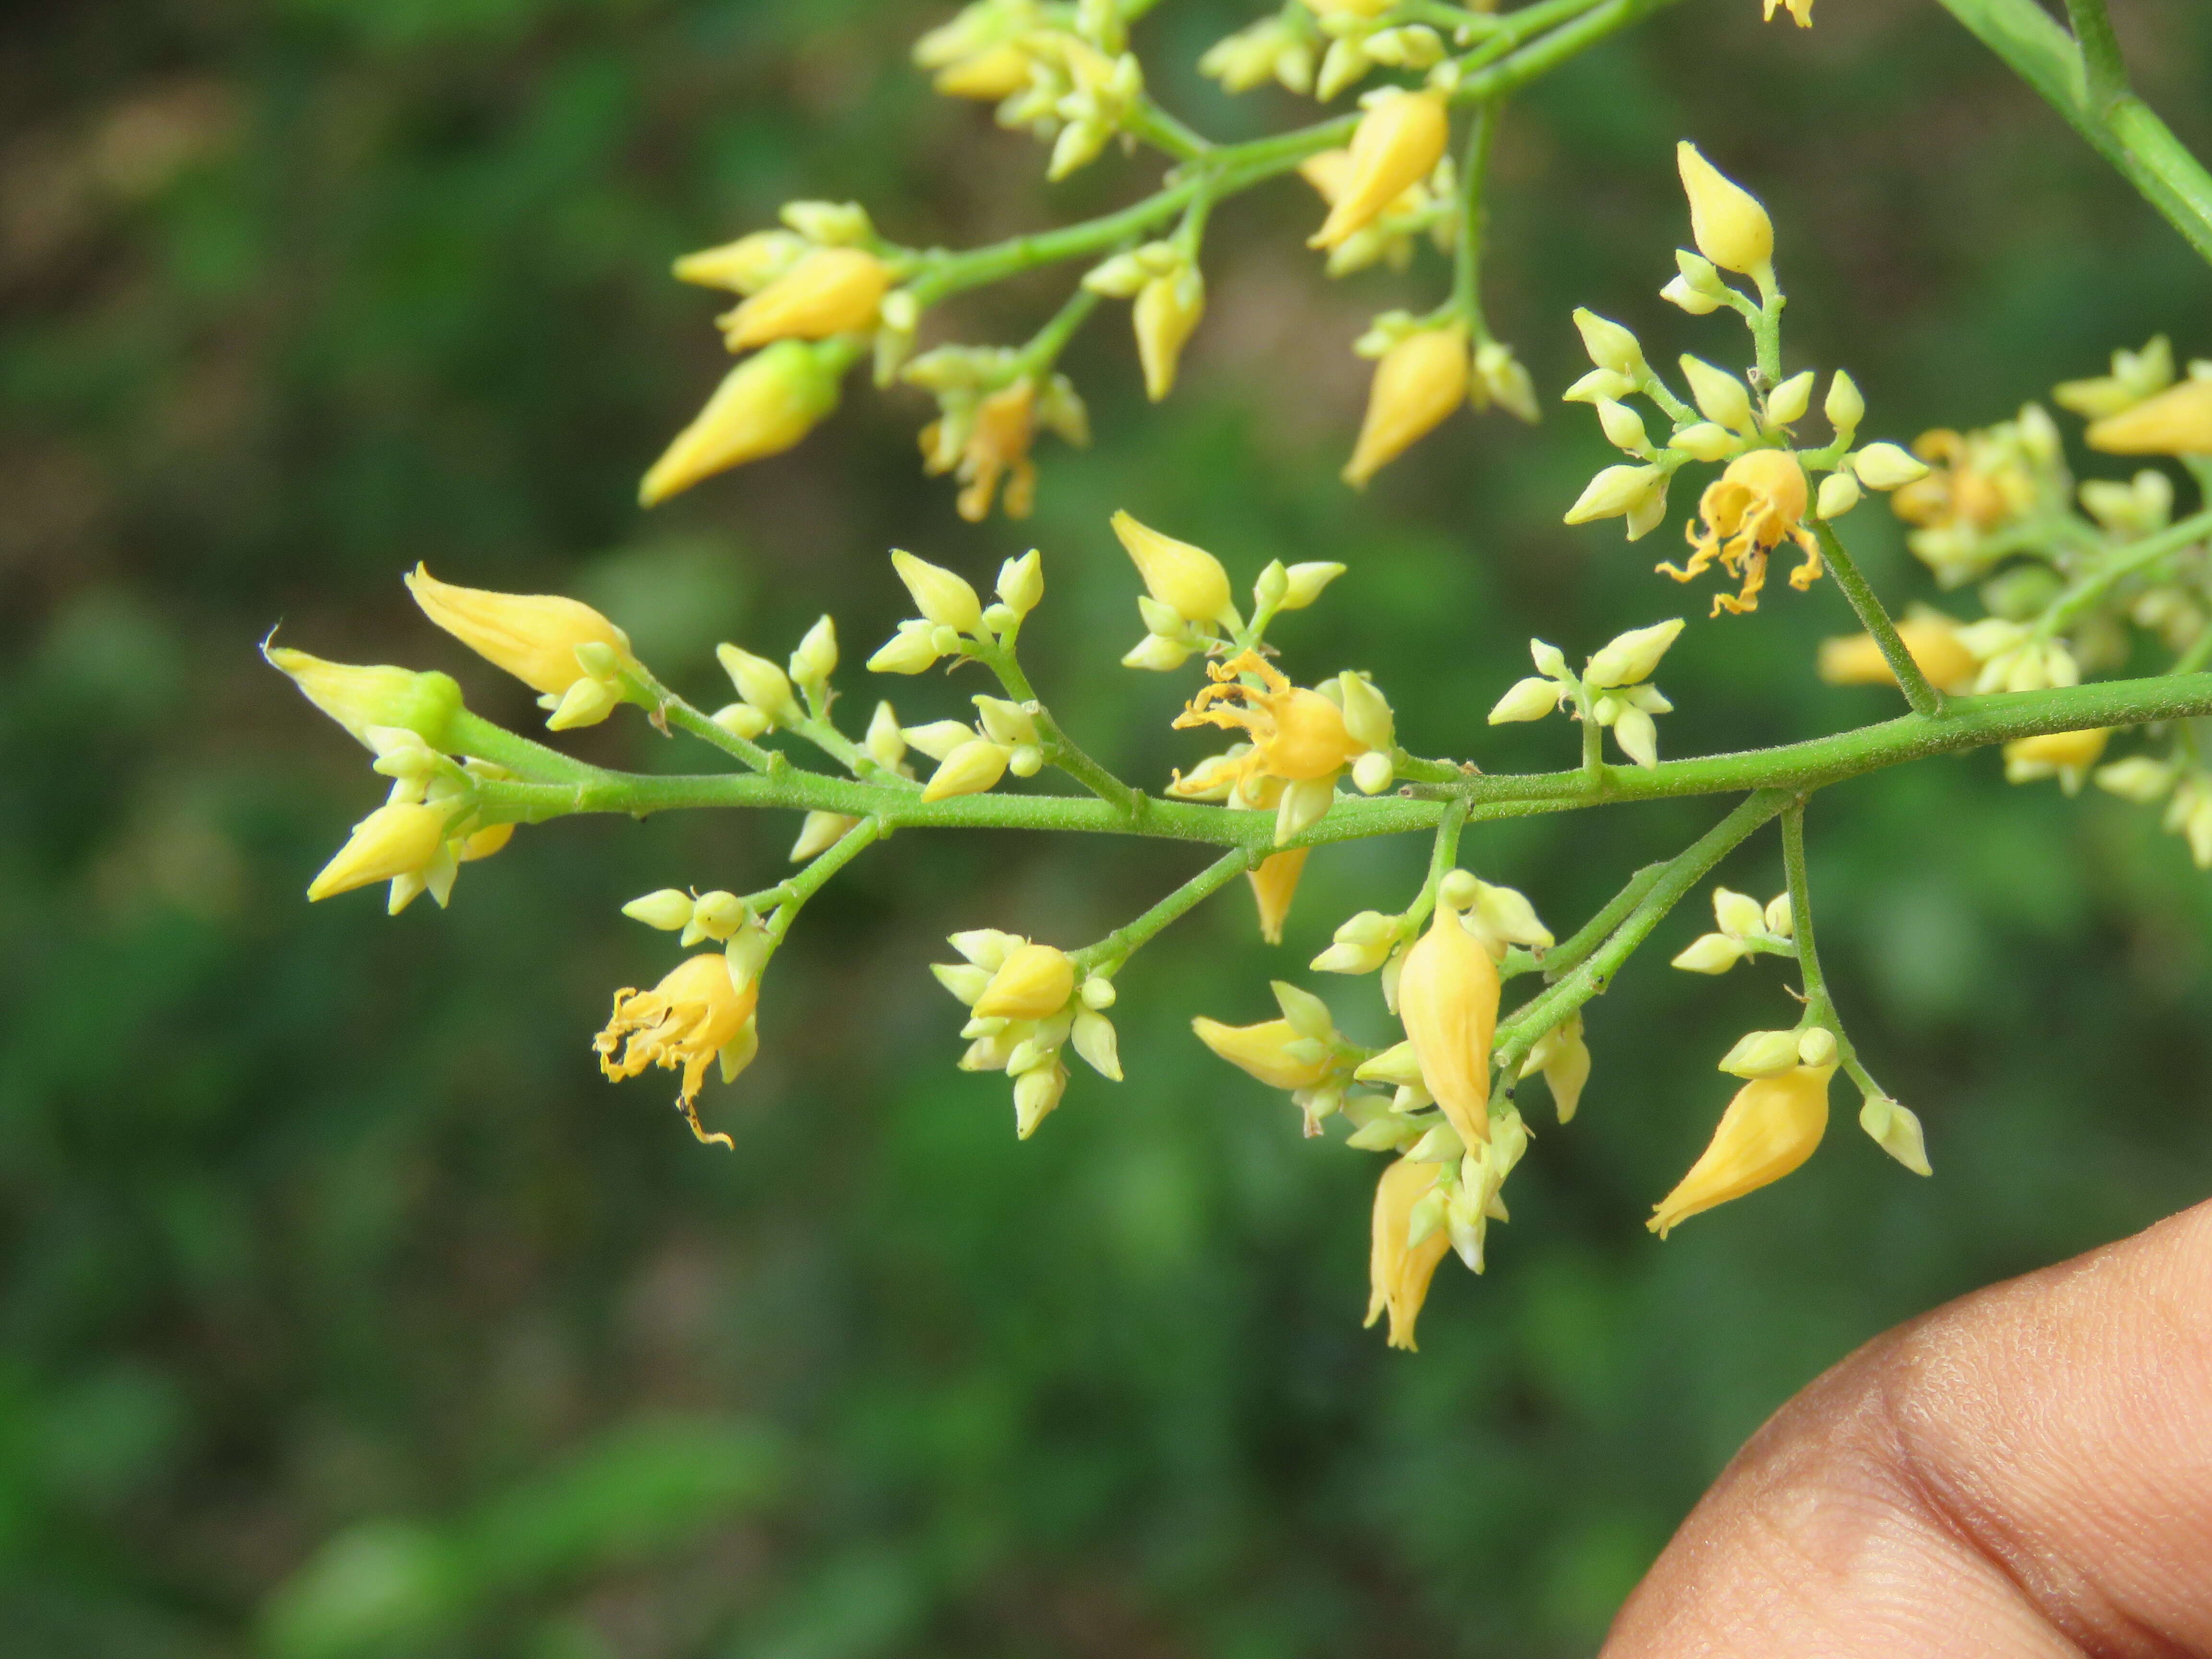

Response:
(4, 0), (2211, 1653)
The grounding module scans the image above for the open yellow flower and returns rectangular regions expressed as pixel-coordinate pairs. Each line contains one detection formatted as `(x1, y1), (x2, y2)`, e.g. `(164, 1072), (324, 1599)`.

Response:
(594, 954), (761, 1148)
(1649, 1063), (1833, 1237)
(1172, 651), (1371, 842)
(1659, 448), (1821, 616)
(1366, 1156), (1451, 1350)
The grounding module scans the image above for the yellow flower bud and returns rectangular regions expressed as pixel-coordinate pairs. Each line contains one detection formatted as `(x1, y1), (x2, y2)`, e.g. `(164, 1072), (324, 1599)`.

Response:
(933, 41), (1034, 100)
(1191, 1016), (1331, 1092)
(405, 565), (636, 702)
(719, 247), (890, 351)
(1670, 933), (1744, 974)
(264, 645), (464, 750)
(1563, 463), (1662, 526)
(1395, 902), (1501, 1151)
(1366, 1156), (1452, 1351)
(1309, 90), (1449, 252)
(890, 549), (985, 634)
(996, 550), (1045, 617)
(2004, 727), (2111, 790)
(1817, 613), (1978, 693)
(1675, 142), (1774, 280)
(974, 941), (1077, 1020)
(1133, 267), (1205, 402)
(2085, 378), (2212, 457)
(1849, 442), (1932, 490)
(1343, 323), (1469, 488)
(1249, 848), (1309, 946)
(1680, 356), (1755, 433)
(623, 889), (695, 931)
(1111, 510), (1236, 628)
(1648, 1063), (1834, 1237)
(1584, 618), (1684, 689)
(790, 811), (858, 862)
(306, 801), (454, 902)
(716, 644), (802, 725)
(671, 228), (805, 293)
(921, 736), (1010, 802)
(458, 821), (513, 862)
(1859, 1095), (1933, 1177)
(640, 340), (842, 506)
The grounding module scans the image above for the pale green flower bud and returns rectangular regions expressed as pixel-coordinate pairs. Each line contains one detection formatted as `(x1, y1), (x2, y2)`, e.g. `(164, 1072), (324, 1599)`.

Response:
(1584, 618), (1685, 690)
(1719, 1028), (1803, 1078)
(1815, 470), (1862, 520)
(1824, 370), (1864, 436)
(1680, 355), (1755, 433)
(788, 615), (838, 689)
(1671, 933), (1744, 974)
(1564, 463), (1662, 526)
(1596, 398), (1652, 454)
(867, 619), (942, 675)
(1850, 442), (1932, 490)
(718, 644), (802, 726)
(1489, 676), (1562, 724)
(1572, 309), (1646, 378)
(891, 550), (984, 633)
(622, 889), (694, 931)
(1766, 371), (1816, 426)
(1669, 422), (1743, 463)
(1859, 1095), (1932, 1176)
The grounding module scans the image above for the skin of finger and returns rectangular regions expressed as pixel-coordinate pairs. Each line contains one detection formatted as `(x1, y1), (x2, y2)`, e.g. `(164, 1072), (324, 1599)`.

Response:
(1603, 1196), (2212, 1659)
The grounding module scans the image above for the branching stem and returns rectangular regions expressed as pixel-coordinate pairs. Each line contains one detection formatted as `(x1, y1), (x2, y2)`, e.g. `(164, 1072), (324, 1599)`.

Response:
(1813, 520), (1944, 717)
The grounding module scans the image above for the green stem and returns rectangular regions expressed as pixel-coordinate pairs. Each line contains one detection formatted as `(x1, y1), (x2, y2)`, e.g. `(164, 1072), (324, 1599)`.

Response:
(973, 636), (1145, 817)
(2062, 0), (2128, 115)
(468, 669), (2212, 841)
(1778, 797), (1834, 1026)
(448, 710), (608, 786)
(661, 695), (777, 771)
(1813, 520), (1944, 718)
(1936, 0), (2212, 266)
(2034, 507), (2212, 639)
(1132, 99), (1213, 163)
(1751, 267), (1784, 392)
(1451, 100), (1498, 335)
(1539, 859), (1666, 981)
(1018, 281), (1105, 377)
(1075, 846), (1253, 974)
(764, 815), (881, 948)
(1404, 796), (1472, 931)
(1492, 790), (1789, 1076)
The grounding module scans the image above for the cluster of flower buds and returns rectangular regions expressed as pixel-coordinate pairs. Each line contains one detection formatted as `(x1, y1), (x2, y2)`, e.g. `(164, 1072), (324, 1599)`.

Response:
(267, 567), (675, 914)
(1562, 145), (1934, 616)
(1083, 241), (1205, 402)
(865, 549), (1049, 800)
(1298, 146), (1455, 278)
(905, 347), (1090, 522)
(1488, 620), (1685, 770)
(1671, 884), (1794, 974)
(645, 202), (910, 506)
(915, 0), (1144, 180)
(934, 934), (1120, 1137)
(1113, 510), (1343, 670)
(1197, 6), (1320, 97)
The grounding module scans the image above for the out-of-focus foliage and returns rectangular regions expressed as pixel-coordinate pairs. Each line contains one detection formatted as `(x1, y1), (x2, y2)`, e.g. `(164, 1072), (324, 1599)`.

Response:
(3, 0), (2211, 1653)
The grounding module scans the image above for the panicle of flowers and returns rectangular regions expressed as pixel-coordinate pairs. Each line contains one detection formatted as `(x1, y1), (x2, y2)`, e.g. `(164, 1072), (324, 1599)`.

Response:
(1561, 144), (1931, 616)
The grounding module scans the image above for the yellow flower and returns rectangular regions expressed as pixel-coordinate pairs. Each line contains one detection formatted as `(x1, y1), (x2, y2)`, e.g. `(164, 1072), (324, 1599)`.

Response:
(1675, 142), (1774, 281)
(306, 801), (454, 902)
(594, 954), (761, 1148)
(405, 565), (642, 728)
(1173, 651), (1368, 808)
(1249, 848), (1309, 946)
(973, 942), (1077, 1020)
(1649, 1063), (1833, 1237)
(672, 228), (805, 294)
(1343, 324), (1469, 488)
(1308, 90), (1449, 252)
(1760, 0), (1812, 27)
(1191, 1015), (1331, 1091)
(2004, 727), (2110, 793)
(263, 644), (463, 750)
(1816, 610), (1978, 693)
(1366, 1156), (1452, 1350)
(1395, 900), (1501, 1152)
(640, 339), (844, 506)
(1112, 510), (1236, 629)
(926, 379), (1039, 522)
(2086, 378), (2212, 457)
(1658, 448), (1820, 616)
(718, 247), (890, 351)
